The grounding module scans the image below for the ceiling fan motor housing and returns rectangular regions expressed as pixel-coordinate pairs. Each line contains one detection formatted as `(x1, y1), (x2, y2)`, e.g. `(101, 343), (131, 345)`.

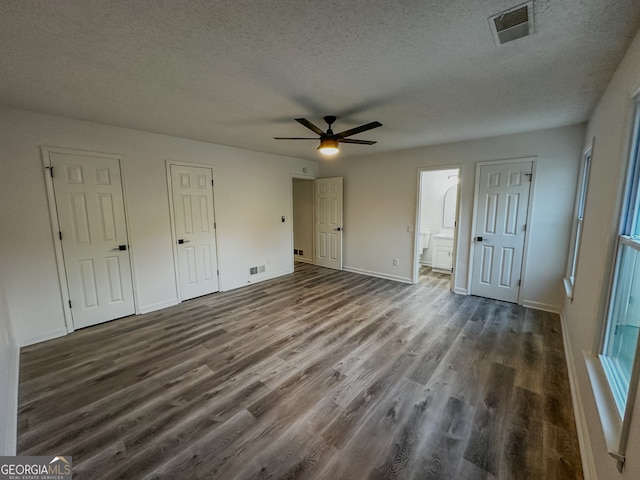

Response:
(323, 115), (337, 126)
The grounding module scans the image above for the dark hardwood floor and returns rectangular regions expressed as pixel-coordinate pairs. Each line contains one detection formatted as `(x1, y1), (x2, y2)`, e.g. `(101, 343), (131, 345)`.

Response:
(18, 263), (583, 479)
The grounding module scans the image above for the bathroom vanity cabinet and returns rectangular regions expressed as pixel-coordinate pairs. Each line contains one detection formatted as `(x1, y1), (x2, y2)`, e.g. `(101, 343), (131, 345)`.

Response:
(432, 234), (453, 273)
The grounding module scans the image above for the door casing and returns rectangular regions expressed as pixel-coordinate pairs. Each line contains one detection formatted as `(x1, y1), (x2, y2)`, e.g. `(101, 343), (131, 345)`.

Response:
(42, 146), (139, 334)
(467, 157), (537, 303)
(413, 166), (462, 287)
(166, 160), (221, 300)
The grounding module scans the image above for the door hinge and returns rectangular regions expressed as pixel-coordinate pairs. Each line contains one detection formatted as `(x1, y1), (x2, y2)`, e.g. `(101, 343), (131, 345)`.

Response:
(59, 231), (62, 240)
(523, 224), (527, 232)
(214, 222), (217, 229)
(517, 280), (521, 286)
(525, 173), (532, 181)
(211, 179), (214, 186)
(46, 166), (54, 177)
(217, 269), (220, 276)
(68, 300), (72, 308)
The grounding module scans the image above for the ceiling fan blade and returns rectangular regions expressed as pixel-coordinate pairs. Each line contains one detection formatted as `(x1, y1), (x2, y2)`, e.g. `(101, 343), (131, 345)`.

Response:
(273, 137), (319, 140)
(339, 138), (377, 145)
(336, 121), (382, 138)
(295, 118), (325, 136)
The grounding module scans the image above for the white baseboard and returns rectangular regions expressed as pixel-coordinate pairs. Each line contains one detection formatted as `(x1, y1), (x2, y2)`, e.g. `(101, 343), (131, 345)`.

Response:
(453, 287), (468, 295)
(246, 269), (293, 286)
(342, 266), (412, 284)
(138, 298), (180, 315)
(223, 269), (294, 292)
(19, 327), (68, 347)
(520, 299), (561, 313)
(295, 257), (313, 264)
(560, 311), (597, 480)
(432, 268), (452, 274)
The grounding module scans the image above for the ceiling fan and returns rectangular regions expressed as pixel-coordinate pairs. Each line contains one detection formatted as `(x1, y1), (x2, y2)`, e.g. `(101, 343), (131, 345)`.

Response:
(274, 116), (382, 156)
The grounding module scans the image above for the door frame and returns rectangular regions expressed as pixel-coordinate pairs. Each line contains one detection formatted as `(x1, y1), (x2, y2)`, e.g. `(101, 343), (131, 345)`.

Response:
(290, 174), (316, 271)
(166, 160), (221, 300)
(412, 165), (462, 288)
(467, 157), (537, 303)
(41, 146), (138, 333)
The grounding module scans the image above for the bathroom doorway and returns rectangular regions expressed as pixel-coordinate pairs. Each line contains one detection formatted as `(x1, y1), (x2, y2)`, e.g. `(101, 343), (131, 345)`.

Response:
(414, 167), (461, 290)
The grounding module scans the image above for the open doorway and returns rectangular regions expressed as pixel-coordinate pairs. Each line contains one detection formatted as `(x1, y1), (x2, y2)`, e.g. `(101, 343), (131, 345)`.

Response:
(292, 177), (314, 266)
(414, 168), (461, 290)
(291, 176), (345, 271)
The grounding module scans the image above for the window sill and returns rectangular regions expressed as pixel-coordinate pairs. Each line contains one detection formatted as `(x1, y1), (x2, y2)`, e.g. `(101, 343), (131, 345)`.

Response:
(563, 276), (574, 299)
(584, 352), (625, 464)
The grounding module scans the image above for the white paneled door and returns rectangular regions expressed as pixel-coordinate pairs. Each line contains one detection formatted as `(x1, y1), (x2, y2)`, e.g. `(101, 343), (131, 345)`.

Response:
(50, 152), (135, 329)
(471, 161), (533, 303)
(170, 165), (219, 300)
(315, 177), (343, 270)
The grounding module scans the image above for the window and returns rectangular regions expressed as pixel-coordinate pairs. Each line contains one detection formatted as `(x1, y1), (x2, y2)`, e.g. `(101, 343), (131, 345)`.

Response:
(602, 99), (640, 418)
(602, 241), (640, 415)
(564, 148), (591, 298)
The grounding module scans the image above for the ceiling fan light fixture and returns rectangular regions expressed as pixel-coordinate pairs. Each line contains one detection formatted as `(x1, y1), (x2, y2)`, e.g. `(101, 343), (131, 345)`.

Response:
(275, 116), (381, 155)
(318, 137), (339, 156)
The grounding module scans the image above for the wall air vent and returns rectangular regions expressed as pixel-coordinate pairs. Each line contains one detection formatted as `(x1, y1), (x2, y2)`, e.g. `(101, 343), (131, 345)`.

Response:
(489, 2), (534, 45)
(249, 265), (266, 275)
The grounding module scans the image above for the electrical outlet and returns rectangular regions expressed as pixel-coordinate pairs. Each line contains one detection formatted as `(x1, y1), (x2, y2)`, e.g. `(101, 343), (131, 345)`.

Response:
(299, 249), (303, 256)
(393, 258), (400, 266)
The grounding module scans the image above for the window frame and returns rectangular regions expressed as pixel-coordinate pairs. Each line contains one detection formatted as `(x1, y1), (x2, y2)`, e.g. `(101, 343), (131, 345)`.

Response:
(564, 146), (592, 299)
(600, 234), (640, 416)
(594, 95), (640, 469)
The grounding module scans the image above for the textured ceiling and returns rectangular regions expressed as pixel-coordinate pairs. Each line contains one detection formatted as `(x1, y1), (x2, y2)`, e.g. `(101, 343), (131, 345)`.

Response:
(2, 0), (640, 160)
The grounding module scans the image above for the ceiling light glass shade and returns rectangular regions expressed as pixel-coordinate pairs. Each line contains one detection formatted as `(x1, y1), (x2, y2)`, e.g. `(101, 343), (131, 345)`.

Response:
(318, 137), (339, 156)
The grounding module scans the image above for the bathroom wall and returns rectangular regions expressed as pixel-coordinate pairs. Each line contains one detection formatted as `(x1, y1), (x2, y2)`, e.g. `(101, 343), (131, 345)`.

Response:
(419, 169), (459, 264)
(292, 178), (314, 264)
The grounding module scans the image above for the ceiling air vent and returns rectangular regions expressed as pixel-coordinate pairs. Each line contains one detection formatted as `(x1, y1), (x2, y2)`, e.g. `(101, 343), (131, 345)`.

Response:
(489, 2), (534, 45)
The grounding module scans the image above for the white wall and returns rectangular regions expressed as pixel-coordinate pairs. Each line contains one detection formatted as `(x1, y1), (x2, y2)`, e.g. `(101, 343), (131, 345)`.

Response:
(292, 178), (313, 263)
(419, 169), (458, 264)
(0, 106), (318, 347)
(0, 264), (18, 455)
(320, 124), (584, 309)
(563, 27), (640, 480)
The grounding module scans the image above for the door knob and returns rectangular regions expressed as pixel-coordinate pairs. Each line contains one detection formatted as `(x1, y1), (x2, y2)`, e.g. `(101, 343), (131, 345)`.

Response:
(178, 239), (191, 244)
(111, 245), (127, 251)
(334, 227), (343, 232)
